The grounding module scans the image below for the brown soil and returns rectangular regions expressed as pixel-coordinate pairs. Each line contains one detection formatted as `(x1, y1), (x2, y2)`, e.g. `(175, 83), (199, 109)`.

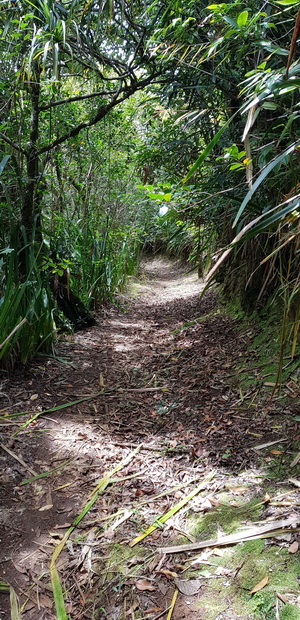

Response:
(0, 257), (297, 620)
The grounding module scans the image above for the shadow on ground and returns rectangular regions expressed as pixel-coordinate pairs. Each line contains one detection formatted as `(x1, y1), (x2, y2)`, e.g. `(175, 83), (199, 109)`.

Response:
(0, 257), (299, 619)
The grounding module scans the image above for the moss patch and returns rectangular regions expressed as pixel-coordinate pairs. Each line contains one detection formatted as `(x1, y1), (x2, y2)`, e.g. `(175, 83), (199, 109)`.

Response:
(191, 497), (262, 541)
(190, 537), (300, 619)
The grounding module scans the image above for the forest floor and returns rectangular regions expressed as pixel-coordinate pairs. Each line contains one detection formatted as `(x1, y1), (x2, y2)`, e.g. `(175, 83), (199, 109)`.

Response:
(1, 257), (300, 620)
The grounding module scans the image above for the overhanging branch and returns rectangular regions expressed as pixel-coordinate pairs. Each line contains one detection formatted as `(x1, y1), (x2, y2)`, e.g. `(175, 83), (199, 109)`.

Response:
(38, 72), (160, 156)
(39, 90), (113, 111)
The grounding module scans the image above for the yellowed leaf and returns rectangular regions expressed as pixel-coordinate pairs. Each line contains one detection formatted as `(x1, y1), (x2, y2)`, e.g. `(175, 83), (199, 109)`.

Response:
(250, 575), (269, 594)
(288, 541), (299, 554)
(136, 579), (156, 592)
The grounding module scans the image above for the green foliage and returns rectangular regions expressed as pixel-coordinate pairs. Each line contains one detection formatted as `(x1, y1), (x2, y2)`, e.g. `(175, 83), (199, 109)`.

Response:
(0, 237), (54, 369)
(1, 0), (300, 369)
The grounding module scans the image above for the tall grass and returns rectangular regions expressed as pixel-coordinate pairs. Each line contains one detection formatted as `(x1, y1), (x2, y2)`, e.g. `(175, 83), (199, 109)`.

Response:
(0, 223), (55, 369)
(47, 212), (142, 309)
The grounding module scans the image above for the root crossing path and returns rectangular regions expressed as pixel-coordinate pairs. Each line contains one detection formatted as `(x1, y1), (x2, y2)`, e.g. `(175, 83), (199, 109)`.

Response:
(0, 258), (290, 620)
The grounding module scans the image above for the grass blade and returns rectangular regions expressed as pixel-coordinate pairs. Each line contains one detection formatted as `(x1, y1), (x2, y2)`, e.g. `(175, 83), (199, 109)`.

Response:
(10, 586), (21, 620)
(129, 470), (215, 547)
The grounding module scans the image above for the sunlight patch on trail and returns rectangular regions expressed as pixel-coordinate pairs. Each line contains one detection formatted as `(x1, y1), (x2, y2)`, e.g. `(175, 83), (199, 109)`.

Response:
(126, 257), (205, 304)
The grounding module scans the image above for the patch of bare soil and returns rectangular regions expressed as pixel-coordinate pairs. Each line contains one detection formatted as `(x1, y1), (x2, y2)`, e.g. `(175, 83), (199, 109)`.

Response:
(0, 258), (298, 619)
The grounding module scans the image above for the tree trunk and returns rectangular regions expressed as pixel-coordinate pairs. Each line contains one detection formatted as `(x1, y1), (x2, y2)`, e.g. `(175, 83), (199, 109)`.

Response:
(22, 64), (41, 238)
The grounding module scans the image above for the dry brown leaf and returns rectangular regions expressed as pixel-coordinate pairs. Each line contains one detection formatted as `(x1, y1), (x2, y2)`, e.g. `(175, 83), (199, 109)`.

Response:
(157, 569), (178, 579)
(38, 594), (53, 609)
(229, 486), (248, 495)
(136, 579), (156, 592)
(250, 575), (269, 594)
(30, 394), (39, 400)
(201, 497), (213, 510)
(212, 548), (224, 557)
(276, 592), (287, 603)
(288, 541), (299, 554)
(125, 601), (139, 615)
(270, 450), (283, 455)
(174, 578), (202, 596)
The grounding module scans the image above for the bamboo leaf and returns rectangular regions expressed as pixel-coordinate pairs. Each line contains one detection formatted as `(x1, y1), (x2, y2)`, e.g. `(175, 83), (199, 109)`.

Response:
(233, 142), (298, 226)
(275, 0), (300, 4)
(10, 586), (21, 620)
(0, 155), (10, 175)
(129, 470), (215, 547)
(183, 111), (239, 183)
(50, 566), (68, 620)
(166, 589), (178, 620)
(50, 446), (141, 614)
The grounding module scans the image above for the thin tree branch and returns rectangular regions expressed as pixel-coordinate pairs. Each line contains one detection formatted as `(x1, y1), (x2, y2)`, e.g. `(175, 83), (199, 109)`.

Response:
(39, 90), (113, 111)
(38, 72), (160, 156)
(0, 133), (27, 157)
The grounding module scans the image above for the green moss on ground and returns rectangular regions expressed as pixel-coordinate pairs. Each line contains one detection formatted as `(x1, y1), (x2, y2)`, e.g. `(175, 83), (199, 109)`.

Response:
(280, 604), (300, 619)
(191, 497), (262, 540)
(191, 540), (300, 619)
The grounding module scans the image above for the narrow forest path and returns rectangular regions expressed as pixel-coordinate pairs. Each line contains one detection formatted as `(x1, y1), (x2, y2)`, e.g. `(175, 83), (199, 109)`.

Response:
(1, 258), (299, 620)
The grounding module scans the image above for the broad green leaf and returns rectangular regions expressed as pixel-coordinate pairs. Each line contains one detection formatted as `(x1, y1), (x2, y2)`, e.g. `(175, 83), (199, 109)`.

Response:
(233, 142), (298, 226)
(237, 11), (249, 28)
(148, 192), (172, 201)
(275, 0), (300, 4)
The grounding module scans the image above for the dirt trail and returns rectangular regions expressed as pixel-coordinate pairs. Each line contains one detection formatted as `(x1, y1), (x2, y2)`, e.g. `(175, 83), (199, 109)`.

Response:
(0, 258), (298, 620)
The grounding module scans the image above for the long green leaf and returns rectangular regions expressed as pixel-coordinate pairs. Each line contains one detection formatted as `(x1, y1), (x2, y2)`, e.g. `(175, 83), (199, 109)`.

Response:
(51, 567), (68, 620)
(0, 155), (10, 175)
(10, 586), (21, 620)
(233, 142), (298, 226)
(183, 110), (239, 183)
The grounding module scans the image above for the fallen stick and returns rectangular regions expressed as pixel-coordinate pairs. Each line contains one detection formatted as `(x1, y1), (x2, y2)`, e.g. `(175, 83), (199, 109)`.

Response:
(158, 515), (300, 554)
(0, 442), (37, 476)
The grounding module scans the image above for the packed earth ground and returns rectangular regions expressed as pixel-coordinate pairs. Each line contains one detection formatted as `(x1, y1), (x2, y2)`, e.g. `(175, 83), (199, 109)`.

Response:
(1, 258), (300, 620)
